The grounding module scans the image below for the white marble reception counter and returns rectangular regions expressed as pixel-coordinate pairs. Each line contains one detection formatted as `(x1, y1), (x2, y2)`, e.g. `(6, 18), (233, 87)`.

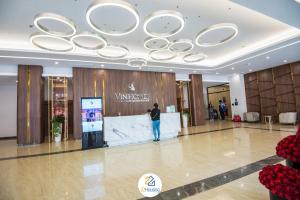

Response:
(104, 112), (181, 146)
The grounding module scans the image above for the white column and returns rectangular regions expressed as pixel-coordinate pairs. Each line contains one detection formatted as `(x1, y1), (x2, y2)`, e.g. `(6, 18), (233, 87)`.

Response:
(229, 74), (247, 121)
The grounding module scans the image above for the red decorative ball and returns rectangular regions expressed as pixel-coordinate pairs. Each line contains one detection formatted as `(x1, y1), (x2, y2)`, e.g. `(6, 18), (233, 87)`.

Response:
(276, 132), (300, 163)
(259, 164), (300, 200)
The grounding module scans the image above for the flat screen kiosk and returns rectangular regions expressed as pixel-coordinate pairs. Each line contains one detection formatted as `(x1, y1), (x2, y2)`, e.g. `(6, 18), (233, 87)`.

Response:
(81, 97), (104, 149)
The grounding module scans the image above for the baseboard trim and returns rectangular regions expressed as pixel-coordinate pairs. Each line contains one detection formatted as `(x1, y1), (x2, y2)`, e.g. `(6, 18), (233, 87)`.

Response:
(0, 136), (17, 140)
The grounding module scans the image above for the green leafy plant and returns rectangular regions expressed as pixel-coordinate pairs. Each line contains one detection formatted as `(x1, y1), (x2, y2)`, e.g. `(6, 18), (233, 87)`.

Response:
(52, 115), (64, 137)
(182, 111), (190, 117)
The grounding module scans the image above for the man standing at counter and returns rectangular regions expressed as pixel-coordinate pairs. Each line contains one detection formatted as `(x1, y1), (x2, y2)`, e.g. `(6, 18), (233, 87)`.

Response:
(150, 103), (161, 142)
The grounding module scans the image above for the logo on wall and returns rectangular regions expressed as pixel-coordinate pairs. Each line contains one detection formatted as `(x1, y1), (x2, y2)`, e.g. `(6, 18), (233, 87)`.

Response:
(128, 82), (135, 91)
(138, 173), (162, 197)
(114, 82), (150, 103)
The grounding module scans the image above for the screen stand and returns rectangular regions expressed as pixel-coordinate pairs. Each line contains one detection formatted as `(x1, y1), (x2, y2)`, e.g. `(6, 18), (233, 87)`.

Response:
(82, 131), (105, 150)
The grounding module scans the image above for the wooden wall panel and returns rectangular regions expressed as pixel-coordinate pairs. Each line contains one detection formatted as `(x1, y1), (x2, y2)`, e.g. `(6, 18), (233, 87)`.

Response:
(245, 61), (300, 123)
(17, 65), (44, 145)
(189, 74), (205, 126)
(244, 73), (261, 113)
(257, 69), (277, 120)
(73, 68), (177, 139)
(291, 62), (300, 121)
(273, 64), (296, 113)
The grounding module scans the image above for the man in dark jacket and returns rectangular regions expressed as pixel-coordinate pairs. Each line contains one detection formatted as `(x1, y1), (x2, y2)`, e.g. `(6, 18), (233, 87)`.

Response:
(150, 103), (161, 141)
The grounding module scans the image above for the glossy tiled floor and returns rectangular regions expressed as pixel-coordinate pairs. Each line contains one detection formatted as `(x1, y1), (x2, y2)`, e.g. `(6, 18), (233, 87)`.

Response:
(0, 121), (297, 200)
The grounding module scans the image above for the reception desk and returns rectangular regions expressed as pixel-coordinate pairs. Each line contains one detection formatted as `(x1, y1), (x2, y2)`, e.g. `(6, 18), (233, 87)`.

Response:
(104, 113), (181, 146)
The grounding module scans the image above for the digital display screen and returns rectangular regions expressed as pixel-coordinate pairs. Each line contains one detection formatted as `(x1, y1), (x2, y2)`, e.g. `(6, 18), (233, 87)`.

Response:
(81, 98), (103, 132)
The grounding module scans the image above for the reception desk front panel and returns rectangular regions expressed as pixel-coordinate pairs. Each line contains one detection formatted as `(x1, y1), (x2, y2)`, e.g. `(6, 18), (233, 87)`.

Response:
(104, 113), (181, 146)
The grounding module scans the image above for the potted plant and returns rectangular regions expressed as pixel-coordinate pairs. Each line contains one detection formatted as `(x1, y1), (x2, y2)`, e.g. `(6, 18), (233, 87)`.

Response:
(182, 111), (190, 128)
(276, 126), (300, 170)
(259, 164), (300, 200)
(52, 115), (64, 142)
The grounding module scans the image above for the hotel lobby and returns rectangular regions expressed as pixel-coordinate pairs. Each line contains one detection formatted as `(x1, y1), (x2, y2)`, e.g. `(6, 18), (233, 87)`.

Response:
(0, 0), (300, 199)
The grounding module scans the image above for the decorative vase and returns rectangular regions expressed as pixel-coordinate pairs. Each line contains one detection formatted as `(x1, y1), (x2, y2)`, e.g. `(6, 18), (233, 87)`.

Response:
(286, 159), (300, 170)
(54, 134), (61, 142)
(269, 191), (286, 200)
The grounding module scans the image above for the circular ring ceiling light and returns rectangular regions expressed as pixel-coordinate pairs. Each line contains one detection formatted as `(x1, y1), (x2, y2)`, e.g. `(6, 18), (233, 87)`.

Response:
(33, 12), (77, 37)
(30, 33), (74, 52)
(127, 58), (147, 68)
(86, 0), (139, 36)
(195, 23), (238, 47)
(97, 44), (129, 59)
(183, 52), (207, 63)
(149, 49), (176, 61)
(168, 39), (194, 53)
(143, 10), (185, 38)
(144, 37), (169, 50)
(71, 32), (107, 50)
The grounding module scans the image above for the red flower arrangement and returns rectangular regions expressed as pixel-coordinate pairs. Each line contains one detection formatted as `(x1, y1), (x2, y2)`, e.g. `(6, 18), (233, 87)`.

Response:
(259, 164), (300, 200)
(276, 126), (300, 163)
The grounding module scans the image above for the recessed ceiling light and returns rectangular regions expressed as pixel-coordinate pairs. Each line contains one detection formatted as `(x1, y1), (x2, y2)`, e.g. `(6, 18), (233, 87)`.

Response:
(193, 70), (197, 73)
(54, 61), (59, 65)
(294, 0), (300, 3)
(231, 67), (235, 70)
(86, 0), (140, 36)
(283, 60), (287, 63)
(249, 69), (252, 72)
(266, 56), (270, 59)
(169, 69), (173, 72)
(101, 64), (104, 67)
(195, 23), (238, 47)
(216, 72), (219, 74)
(143, 10), (185, 38)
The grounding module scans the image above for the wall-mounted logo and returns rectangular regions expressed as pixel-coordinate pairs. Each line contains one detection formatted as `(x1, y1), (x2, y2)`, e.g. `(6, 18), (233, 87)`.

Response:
(114, 82), (150, 103)
(128, 82), (135, 91)
(138, 173), (162, 197)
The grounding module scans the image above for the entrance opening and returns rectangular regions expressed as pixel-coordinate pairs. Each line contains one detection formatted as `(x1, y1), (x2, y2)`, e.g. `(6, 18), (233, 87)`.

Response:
(207, 83), (232, 120)
(176, 81), (192, 127)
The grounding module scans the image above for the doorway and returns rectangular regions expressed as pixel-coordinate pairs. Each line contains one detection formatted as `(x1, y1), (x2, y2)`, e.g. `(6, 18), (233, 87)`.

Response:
(176, 81), (192, 127)
(44, 76), (74, 142)
(207, 84), (232, 120)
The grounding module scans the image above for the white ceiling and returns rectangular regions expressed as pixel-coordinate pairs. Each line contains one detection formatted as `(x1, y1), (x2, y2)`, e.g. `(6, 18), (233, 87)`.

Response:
(0, 0), (299, 75)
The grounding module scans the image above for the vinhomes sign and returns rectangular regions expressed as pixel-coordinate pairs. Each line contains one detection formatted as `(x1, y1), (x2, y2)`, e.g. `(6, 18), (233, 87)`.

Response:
(114, 82), (150, 103)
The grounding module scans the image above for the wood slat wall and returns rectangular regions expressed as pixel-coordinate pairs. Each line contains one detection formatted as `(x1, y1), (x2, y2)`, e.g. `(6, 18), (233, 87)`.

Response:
(244, 61), (300, 122)
(291, 62), (300, 121)
(17, 65), (44, 145)
(244, 72), (261, 113)
(73, 68), (177, 139)
(257, 69), (277, 120)
(189, 74), (205, 126)
(273, 64), (295, 113)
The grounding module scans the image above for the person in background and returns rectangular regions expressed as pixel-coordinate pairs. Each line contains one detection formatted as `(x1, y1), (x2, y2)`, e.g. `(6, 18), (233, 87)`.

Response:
(219, 100), (225, 120)
(208, 103), (214, 121)
(150, 103), (161, 142)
